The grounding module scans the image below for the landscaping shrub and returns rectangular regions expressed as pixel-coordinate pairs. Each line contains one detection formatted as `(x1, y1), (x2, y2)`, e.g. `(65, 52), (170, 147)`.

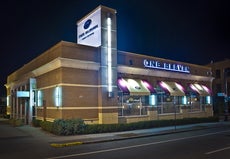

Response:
(40, 116), (219, 135)
(51, 118), (86, 135)
(40, 120), (54, 133)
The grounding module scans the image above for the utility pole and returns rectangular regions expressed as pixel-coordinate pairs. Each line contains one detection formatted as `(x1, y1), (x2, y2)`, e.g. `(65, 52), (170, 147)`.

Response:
(224, 68), (230, 121)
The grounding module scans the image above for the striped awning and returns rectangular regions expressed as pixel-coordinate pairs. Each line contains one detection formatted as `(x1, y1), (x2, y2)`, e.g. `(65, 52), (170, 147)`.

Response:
(189, 83), (211, 96)
(158, 81), (185, 96)
(117, 78), (155, 95)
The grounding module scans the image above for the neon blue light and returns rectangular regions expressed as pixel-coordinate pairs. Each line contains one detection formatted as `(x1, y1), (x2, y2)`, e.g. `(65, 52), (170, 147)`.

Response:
(206, 96), (211, 104)
(55, 86), (62, 107)
(183, 96), (187, 105)
(149, 95), (157, 106)
(37, 90), (43, 106)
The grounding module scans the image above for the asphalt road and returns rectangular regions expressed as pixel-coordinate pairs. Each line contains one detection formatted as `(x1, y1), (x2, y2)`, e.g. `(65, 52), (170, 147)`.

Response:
(1, 121), (230, 159)
(45, 126), (230, 159)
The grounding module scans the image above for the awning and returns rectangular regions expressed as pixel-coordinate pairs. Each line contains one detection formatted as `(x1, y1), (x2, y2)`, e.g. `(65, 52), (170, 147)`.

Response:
(117, 78), (155, 95)
(158, 81), (185, 96)
(189, 83), (211, 96)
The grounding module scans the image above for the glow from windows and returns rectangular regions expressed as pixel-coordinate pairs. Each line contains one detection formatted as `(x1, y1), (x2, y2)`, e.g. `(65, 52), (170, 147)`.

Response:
(37, 90), (43, 106)
(107, 17), (112, 93)
(55, 86), (62, 107)
(149, 95), (157, 106)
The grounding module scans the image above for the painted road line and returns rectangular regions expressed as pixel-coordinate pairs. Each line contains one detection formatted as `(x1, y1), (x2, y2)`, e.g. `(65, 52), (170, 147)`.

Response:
(50, 141), (83, 148)
(205, 146), (230, 155)
(47, 129), (230, 159)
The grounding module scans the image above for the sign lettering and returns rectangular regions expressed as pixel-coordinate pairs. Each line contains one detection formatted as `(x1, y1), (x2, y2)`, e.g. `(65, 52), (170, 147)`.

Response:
(143, 59), (190, 73)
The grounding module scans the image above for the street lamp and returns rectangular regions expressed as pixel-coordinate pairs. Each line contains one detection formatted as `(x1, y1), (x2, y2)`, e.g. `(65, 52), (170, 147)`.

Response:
(224, 68), (230, 121)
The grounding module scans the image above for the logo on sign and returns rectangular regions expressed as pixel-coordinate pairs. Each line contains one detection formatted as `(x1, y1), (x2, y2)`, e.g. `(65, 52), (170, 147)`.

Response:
(84, 19), (92, 29)
(143, 59), (190, 73)
(77, 7), (101, 47)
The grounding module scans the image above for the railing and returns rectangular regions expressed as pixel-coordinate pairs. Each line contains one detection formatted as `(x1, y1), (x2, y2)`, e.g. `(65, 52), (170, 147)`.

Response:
(118, 104), (148, 116)
(118, 103), (208, 116)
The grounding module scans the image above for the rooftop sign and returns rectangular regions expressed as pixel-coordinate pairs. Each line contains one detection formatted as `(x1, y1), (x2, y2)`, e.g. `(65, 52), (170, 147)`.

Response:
(143, 59), (190, 73)
(77, 7), (101, 47)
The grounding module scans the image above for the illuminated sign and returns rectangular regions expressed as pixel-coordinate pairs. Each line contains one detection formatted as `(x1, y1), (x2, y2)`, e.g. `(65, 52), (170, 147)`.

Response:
(77, 7), (101, 47)
(17, 91), (30, 97)
(143, 59), (190, 73)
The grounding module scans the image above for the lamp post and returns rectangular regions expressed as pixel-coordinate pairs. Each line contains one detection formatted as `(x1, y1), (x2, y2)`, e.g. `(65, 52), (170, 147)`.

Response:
(174, 96), (177, 131)
(224, 68), (230, 121)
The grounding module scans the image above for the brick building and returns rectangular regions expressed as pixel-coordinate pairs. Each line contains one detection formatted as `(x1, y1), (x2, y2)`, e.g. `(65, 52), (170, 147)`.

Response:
(5, 5), (214, 124)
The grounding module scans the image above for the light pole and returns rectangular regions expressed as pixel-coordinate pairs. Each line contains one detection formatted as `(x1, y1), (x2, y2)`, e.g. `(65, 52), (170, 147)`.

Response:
(224, 68), (230, 121)
(174, 96), (177, 131)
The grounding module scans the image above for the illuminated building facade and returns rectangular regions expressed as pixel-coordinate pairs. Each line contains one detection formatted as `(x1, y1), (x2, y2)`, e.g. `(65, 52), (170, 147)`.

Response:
(5, 6), (214, 124)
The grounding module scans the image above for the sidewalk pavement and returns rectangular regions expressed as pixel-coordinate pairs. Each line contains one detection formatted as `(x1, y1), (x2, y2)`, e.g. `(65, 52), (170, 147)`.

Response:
(1, 118), (230, 148)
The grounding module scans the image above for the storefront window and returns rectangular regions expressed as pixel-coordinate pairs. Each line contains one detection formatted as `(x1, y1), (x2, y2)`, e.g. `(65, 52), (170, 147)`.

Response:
(118, 95), (148, 116)
(187, 95), (201, 112)
(156, 94), (181, 114)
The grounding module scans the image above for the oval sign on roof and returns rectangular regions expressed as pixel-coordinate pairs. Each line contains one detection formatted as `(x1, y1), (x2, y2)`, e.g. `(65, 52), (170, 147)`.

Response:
(84, 19), (92, 29)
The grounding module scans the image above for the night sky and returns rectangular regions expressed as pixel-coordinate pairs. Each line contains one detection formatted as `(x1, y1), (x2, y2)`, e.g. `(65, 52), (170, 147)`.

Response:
(0, 0), (229, 96)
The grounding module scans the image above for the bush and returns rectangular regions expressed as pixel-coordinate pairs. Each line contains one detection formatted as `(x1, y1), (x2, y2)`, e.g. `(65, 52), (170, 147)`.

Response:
(40, 116), (219, 135)
(51, 118), (86, 135)
(40, 120), (54, 132)
(83, 116), (219, 134)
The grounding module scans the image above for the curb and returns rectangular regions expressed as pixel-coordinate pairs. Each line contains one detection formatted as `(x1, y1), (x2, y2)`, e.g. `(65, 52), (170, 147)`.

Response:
(49, 122), (230, 148)
(49, 127), (208, 148)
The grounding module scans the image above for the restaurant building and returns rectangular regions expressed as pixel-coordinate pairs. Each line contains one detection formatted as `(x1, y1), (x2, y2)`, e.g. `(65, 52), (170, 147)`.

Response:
(5, 5), (214, 124)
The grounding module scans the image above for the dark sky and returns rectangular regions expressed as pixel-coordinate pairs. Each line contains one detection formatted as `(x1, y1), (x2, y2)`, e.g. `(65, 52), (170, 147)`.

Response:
(0, 0), (230, 96)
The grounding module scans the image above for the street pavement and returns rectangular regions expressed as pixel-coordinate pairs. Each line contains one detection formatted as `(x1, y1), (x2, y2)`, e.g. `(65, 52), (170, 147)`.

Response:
(1, 118), (230, 148)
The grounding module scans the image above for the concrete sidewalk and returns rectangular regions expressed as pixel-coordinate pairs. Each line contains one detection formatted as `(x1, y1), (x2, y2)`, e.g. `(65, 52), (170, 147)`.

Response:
(1, 118), (230, 148)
